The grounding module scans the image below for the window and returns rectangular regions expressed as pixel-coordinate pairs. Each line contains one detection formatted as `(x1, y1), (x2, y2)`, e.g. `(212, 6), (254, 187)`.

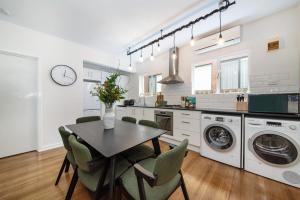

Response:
(148, 74), (162, 94)
(193, 64), (212, 93)
(220, 57), (248, 91)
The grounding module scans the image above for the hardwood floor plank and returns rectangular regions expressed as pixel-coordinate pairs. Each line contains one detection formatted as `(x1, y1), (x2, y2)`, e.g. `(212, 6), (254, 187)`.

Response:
(0, 141), (299, 200)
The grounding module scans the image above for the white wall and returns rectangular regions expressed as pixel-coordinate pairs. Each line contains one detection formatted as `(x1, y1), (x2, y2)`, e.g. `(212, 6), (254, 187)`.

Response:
(131, 5), (300, 109)
(0, 20), (117, 151)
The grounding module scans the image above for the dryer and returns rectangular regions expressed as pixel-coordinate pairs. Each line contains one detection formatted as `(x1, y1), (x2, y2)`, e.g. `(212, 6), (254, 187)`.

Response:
(245, 117), (300, 188)
(201, 114), (242, 168)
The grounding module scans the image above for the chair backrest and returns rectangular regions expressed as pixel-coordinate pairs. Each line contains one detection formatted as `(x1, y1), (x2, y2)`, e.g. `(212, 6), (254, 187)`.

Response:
(122, 116), (137, 124)
(138, 120), (159, 128)
(76, 116), (101, 124)
(58, 126), (72, 151)
(68, 135), (93, 172)
(153, 139), (188, 186)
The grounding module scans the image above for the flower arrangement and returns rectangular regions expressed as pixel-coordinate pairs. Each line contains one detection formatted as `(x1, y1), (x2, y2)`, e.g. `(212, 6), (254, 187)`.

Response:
(91, 73), (127, 109)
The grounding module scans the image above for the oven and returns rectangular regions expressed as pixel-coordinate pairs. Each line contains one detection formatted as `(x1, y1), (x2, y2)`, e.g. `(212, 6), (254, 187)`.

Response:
(154, 110), (173, 136)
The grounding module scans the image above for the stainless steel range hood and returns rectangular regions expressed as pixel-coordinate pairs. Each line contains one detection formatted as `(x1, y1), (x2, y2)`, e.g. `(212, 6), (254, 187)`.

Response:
(158, 48), (184, 84)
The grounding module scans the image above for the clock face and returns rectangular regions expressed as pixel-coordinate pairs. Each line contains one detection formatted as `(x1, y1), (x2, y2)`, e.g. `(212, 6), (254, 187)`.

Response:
(50, 65), (77, 86)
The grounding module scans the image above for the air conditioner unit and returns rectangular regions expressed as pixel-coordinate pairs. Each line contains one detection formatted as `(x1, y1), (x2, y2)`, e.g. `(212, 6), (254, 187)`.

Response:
(193, 26), (241, 54)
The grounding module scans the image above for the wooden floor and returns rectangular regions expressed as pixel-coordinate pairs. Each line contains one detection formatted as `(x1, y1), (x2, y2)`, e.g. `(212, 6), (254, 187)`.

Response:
(0, 141), (300, 200)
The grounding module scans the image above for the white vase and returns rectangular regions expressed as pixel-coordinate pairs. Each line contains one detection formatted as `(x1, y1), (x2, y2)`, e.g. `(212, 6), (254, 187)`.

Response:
(103, 106), (115, 129)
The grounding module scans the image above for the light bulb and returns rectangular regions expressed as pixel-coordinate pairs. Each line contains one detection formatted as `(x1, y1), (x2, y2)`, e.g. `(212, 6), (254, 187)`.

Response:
(150, 54), (154, 61)
(218, 34), (225, 46)
(139, 55), (144, 63)
(172, 51), (177, 60)
(190, 37), (195, 46)
(157, 44), (161, 52)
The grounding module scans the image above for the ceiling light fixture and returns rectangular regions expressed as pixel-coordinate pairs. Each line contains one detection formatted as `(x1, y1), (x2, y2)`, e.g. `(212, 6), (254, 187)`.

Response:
(172, 34), (177, 60)
(150, 44), (154, 61)
(139, 49), (144, 63)
(157, 29), (163, 52)
(218, 0), (225, 46)
(190, 24), (195, 46)
(126, 0), (235, 58)
(129, 48), (132, 67)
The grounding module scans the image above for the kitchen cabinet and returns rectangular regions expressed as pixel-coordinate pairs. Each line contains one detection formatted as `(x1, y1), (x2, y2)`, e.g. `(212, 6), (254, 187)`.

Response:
(142, 108), (155, 121)
(172, 110), (201, 148)
(83, 68), (102, 81)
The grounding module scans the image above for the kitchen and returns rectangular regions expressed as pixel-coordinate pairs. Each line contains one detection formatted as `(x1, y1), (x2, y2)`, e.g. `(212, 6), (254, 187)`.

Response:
(0, 0), (300, 199)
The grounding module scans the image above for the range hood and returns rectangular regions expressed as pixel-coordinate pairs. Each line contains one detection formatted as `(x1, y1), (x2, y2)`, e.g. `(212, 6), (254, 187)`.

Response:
(158, 48), (184, 84)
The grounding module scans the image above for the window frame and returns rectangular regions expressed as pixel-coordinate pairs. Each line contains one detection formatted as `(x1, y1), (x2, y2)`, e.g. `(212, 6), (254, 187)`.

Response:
(191, 61), (214, 95)
(219, 56), (249, 93)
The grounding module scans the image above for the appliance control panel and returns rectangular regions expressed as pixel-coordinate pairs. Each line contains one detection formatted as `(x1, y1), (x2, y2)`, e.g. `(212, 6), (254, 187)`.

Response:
(266, 121), (282, 127)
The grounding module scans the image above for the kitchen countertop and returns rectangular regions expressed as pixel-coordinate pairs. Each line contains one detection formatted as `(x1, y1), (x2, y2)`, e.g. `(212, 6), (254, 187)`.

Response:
(117, 105), (300, 120)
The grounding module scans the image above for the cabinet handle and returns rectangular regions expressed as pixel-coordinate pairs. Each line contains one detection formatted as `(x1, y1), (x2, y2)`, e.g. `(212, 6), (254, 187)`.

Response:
(182, 134), (190, 137)
(181, 113), (190, 116)
(181, 121), (190, 124)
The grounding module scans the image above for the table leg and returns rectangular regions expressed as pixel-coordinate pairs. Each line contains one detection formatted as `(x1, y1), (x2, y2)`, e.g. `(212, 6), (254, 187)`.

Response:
(152, 137), (161, 155)
(109, 156), (116, 200)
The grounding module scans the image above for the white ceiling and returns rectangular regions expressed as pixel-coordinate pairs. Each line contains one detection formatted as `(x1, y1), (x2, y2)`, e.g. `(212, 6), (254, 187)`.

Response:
(0, 0), (299, 68)
(0, 0), (205, 54)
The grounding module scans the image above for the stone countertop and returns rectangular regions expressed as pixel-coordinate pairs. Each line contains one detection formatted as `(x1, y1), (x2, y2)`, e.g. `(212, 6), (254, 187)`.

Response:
(117, 105), (300, 120)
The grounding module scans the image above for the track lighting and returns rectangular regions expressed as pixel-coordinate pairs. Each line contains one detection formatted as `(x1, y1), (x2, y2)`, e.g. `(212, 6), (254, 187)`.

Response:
(139, 49), (144, 63)
(128, 47), (132, 67)
(126, 0), (235, 60)
(190, 24), (195, 46)
(150, 44), (154, 61)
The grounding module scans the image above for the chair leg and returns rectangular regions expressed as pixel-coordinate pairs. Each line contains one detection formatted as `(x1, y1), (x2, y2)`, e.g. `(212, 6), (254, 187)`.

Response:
(93, 161), (110, 200)
(65, 160), (70, 173)
(65, 167), (78, 200)
(179, 171), (189, 200)
(55, 154), (68, 185)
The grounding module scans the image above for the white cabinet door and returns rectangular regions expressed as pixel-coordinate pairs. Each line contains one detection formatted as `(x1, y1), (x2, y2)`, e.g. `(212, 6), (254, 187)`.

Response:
(174, 129), (200, 147)
(143, 108), (154, 121)
(135, 108), (144, 121)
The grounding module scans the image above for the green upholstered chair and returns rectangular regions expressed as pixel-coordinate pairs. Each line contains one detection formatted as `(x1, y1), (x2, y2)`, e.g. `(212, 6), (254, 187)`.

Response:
(66, 135), (131, 200)
(122, 120), (159, 163)
(138, 120), (159, 128)
(122, 116), (137, 124)
(55, 126), (76, 185)
(119, 139), (189, 200)
(76, 116), (101, 124)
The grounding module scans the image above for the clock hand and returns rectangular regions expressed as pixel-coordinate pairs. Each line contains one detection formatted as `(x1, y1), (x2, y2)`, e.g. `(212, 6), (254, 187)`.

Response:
(64, 70), (66, 77)
(65, 75), (73, 81)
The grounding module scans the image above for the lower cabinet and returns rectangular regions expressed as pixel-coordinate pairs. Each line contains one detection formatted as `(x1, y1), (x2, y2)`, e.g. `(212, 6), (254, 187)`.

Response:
(115, 107), (154, 122)
(173, 129), (200, 147)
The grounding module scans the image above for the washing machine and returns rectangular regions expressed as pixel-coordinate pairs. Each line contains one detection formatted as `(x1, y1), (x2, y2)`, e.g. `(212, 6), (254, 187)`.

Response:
(245, 117), (300, 188)
(200, 113), (242, 168)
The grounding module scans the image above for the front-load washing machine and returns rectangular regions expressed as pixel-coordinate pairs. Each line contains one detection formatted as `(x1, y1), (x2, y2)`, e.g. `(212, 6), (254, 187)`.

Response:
(201, 113), (242, 168)
(245, 117), (300, 188)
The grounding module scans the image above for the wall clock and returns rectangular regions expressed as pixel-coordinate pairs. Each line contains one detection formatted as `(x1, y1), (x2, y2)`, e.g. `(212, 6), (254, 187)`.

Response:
(50, 65), (77, 86)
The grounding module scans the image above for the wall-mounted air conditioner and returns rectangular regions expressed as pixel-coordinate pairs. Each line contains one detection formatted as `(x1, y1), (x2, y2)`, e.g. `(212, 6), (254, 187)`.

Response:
(193, 26), (241, 55)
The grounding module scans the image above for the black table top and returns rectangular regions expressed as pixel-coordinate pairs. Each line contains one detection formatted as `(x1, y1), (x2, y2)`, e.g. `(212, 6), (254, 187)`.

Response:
(66, 120), (166, 157)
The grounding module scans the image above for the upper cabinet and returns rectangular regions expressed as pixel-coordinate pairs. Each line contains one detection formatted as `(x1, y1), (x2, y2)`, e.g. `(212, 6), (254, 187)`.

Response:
(83, 68), (102, 81)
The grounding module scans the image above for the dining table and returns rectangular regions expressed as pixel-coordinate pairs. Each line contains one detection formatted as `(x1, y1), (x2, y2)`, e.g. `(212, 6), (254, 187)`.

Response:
(66, 119), (166, 200)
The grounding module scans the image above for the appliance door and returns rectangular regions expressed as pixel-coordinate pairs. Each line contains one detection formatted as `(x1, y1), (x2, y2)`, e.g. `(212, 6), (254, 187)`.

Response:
(155, 114), (173, 136)
(203, 124), (236, 151)
(248, 93), (299, 114)
(249, 130), (299, 166)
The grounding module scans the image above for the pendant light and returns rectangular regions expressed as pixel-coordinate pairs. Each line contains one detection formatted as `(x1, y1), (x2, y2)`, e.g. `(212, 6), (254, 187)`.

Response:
(139, 49), (144, 63)
(157, 29), (163, 52)
(172, 34), (177, 60)
(128, 47), (132, 68)
(190, 24), (195, 46)
(217, 1), (225, 46)
(150, 44), (154, 61)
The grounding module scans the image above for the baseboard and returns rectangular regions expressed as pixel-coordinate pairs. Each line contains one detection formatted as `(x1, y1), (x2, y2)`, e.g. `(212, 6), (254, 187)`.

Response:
(37, 142), (63, 152)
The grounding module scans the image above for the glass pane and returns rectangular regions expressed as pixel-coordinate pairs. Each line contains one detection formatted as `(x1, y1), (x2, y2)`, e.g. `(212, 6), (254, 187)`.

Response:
(194, 64), (212, 91)
(253, 134), (298, 165)
(156, 74), (162, 93)
(205, 126), (233, 150)
(240, 57), (248, 89)
(220, 59), (239, 90)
